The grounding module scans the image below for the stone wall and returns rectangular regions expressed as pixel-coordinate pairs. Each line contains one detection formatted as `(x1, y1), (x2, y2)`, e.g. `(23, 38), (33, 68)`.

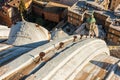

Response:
(32, 1), (68, 23)
(32, 5), (44, 16)
(44, 11), (60, 22)
(105, 18), (111, 31)
(107, 27), (120, 45)
(94, 12), (108, 26)
(0, 13), (12, 27)
(68, 11), (83, 26)
(51, 0), (79, 6)
(0, 7), (21, 27)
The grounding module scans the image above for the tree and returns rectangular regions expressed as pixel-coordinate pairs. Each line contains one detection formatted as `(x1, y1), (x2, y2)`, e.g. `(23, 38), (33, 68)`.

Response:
(18, 0), (26, 20)
(36, 18), (45, 26)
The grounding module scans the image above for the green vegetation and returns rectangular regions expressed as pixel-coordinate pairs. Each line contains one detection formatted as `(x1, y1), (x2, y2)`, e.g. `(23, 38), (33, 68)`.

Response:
(35, 17), (57, 30)
(36, 18), (45, 26)
(18, 0), (26, 20)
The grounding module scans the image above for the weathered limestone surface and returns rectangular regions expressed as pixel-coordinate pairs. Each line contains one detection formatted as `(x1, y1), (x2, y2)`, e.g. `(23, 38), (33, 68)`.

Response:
(0, 44), (12, 52)
(1, 33), (119, 80)
(26, 38), (110, 80)
(0, 35), (78, 80)
(0, 25), (10, 39)
(74, 54), (120, 80)
(6, 21), (50, 46)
